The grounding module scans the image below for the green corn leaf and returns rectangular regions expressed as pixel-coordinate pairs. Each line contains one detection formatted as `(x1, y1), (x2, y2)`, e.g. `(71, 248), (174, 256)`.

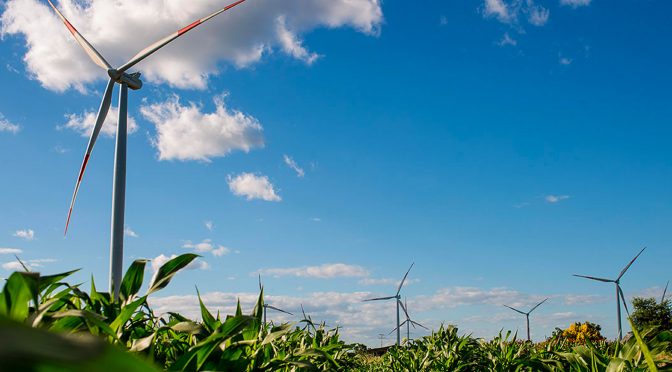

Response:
(119, 260), (147, 303)
(628, 317), (658, 372)
(110, 296), (147, 336)
(147, 254), (199, 295)
(0, 272), (40, 321)
(196, 287), (217, 333)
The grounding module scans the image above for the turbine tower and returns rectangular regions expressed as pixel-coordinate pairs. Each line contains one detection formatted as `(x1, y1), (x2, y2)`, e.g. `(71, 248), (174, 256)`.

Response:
(503, 298), (548, 341)
(363, 262), (414, 346)
(48, 0), (248, 299)
(574, 247), (646, 340)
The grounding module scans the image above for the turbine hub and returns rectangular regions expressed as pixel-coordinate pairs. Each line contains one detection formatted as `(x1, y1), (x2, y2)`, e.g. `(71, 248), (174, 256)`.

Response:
(107, 69), (143, 90)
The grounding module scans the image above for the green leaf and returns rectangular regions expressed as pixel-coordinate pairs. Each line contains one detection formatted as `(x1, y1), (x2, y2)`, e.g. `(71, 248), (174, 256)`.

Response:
(0, 272), (40, 321)
(120, 260), (147, 303)
(628, 317), (658, 372)
(147, 254), (199, 295)
(196, 287), (218, 333)
(110, 296), (147, 336)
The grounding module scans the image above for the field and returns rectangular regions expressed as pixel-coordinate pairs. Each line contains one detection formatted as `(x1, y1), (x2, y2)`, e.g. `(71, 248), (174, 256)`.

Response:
(1, 254), (671, 371)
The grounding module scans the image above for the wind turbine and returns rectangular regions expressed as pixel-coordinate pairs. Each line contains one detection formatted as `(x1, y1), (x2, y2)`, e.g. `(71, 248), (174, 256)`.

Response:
(48, 0), (248, 299)
(258, 275), (293, 325)
(363, 262), (414, 346)
(662, 281), (669, 304)
(573, 247), (646, 340)
(390, 297), (428, 343)
(503, 298), (548, 342)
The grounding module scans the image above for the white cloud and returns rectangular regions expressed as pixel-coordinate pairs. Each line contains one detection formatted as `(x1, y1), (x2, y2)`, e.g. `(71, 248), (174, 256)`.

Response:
(560, 0), (591, 8)
(545, 195), (570, 203)
(528, 3), (550, 26)
(124, 227), (139, 238)
(1, 258), (57, 271)
(141, 94), (264, 162)
(283, 155), (305, 177)
(439, 15), (448, 26)
(258, 263), (369, 279)
(0, 113), (20, 134)
(276, 16), (319, 65)
(498, 32), (517, 47)
(204, 220), (214, 231)
(359, 277), (420, 287)
(559, 57), (573, 65)
(182, 239), (232, 257)
(0, 248), (23, 255)
(227, 173), (281, 202)
(483, 0), (511, 23)
(151, 254), (209, 274)
(483, 0), (549, 27)
(13, 229), (35, 241)
(62, 106), (138, 137)
(1, 0), (382, 92)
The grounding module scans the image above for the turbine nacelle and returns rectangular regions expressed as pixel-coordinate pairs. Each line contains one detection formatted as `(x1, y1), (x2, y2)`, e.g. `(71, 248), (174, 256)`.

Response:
(107, 69), (143, 90)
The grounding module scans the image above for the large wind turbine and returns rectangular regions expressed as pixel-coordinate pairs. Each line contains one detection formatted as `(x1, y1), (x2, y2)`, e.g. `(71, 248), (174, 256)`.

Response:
(48, 0), (248, 299)
(574, 247), (646, 340)
(662, 281), (669, 304)
(389, 297), (428, 343)
(503, 298), (548, 341)
(363, 263), (414, 346)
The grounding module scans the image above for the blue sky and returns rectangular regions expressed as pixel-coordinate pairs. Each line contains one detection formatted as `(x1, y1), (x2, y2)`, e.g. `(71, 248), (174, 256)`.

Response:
(0, 0), (671, 345)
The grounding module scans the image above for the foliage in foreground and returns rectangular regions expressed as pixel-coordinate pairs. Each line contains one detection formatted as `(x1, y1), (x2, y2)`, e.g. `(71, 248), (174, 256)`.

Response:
(1, 255), (672, 371)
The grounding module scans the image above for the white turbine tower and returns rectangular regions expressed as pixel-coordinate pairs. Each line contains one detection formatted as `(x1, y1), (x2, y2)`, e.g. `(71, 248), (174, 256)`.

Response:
(363, 262), (414, 346)
(573, 247), (646, 340)
(49, 0), (248, 300)
(503, 298), (548, 342)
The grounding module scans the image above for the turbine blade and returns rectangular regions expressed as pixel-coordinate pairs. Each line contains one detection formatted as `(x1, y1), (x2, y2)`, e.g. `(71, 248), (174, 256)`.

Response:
(662, 281), (669, 304)
(47, 0), (111, 70)
(410, 320), (429, 330)
(503, 304), (526, 315)
(388, 320), (407, 335)
(617, 247), (646, 281)
(528, 298), (548, 314)
(266, 305), (293, 316)
(573, 274), (614, 283)
(13, 255), (30, 272)
(396, 262), (415, 296)
(618, 285), (630, 316)
(117, 0), (247, 73)
(399, 299), (410, 320)
(65, 79), (115, 235)
(258, 274), (262, 291)
(363, 296), (396, 302)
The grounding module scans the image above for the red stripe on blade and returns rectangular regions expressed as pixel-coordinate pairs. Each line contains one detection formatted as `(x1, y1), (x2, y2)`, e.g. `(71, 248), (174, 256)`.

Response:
(65, 208), (73, 236)
(65, 20), (77, 35)
(178, 20), (201, 35)
(78, 154), (90, 182)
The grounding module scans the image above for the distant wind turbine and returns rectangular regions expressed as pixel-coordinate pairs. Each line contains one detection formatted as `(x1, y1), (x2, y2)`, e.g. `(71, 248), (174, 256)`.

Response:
(662, 281), (669, 304)
(573, 247), (646, 340)
(389, 297), (428, 343)
(503, 298), (548, 341)
(363, 262), (414, 346)
(48, 0), (248, 300)
(258, 275), (293, 325)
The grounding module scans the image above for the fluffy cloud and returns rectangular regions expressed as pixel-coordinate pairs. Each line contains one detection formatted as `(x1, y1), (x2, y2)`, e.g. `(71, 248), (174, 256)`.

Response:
(124, 227), (139, 238)
(0, 113), (20, 133)
(62, 106), (138, 137)
(545, 194), (570, 203)
(1, 0), (383, 92)
(1, 258), (57, 271)
(13, 229), (35, 241)
(0, 248), (23, 255)
(204, 221), (214, 231)
(482, 0), (550, 27)
(258, 263), (369, 279)
(227, 173), (281, 202)
(141, 94), (263, 162)
(283, 155), (305, 178)
(183, 239), (232, 257)
(560, 0), (591, 8)
(498, 33), (517, 47)
(559, 57), (573, 65)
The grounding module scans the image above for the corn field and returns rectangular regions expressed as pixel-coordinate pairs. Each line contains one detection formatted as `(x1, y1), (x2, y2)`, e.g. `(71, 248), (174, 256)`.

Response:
(1, 254), (671, 371)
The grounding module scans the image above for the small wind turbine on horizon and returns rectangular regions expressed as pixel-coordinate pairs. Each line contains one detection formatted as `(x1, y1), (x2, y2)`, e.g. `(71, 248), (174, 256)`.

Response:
(661, 281), (669, 304)
(48, 0), (248, 300)
(363, 262), (414, 346)
(503, 298), (548, 342)
(258, 275), (293, 325)
(573, 247), (646, 340)
(390, 297), (428, 343)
